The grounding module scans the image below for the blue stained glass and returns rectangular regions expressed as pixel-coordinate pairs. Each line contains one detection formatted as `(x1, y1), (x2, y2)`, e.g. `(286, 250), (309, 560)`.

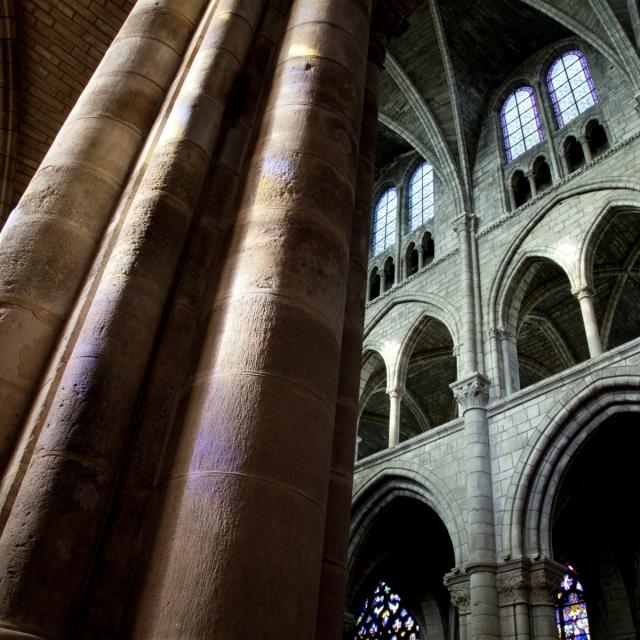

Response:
(548, 51), (599, 128)
(557, 565), (591, 639)
(371, 188), (398, 256)
(501, 87), (544, 162)
(354, 581), (422, 640)
(408, 163), (435, 231)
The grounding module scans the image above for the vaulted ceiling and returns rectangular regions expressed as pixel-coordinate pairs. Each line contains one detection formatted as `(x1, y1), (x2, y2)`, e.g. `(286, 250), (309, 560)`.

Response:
(378, 0), (640, 207)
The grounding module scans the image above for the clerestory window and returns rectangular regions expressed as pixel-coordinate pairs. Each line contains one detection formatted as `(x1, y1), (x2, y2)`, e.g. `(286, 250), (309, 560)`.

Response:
(407, 162), (434, 230)
(371, 188), (398, 255)
(547, 50), (599, 128)
(501, 86), (545, 162)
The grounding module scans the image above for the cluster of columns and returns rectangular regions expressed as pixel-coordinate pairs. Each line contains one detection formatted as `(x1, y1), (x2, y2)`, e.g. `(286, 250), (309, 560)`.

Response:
(0, 0), (408, 637)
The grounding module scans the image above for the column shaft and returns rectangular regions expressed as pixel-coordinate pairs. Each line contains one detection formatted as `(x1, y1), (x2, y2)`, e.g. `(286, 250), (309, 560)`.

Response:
(0, 0), (207, 471)
(574, 286), (602, 357)
(452, 375), (501, 639)
(388, 389), (402, 448)
(454, 215), (477, 373)
(314, 55), (379, 640)
(0, 3), (262, 637)
(81, 5), (287, 634)
(128, 1), (372, 637)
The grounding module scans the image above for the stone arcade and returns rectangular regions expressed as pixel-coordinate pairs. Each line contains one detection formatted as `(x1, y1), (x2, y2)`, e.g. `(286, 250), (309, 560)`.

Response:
(0, 1), (639, 639)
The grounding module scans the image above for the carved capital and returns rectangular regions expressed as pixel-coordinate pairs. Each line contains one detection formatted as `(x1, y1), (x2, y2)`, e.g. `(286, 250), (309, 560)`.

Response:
(571, 284), (595, 301)
(530, 559), (565, 606)
(450, 373), (490, 412)
(444, 569), (470, 614)
(497, 571), (530, 604)
(452, 212), (475, 235)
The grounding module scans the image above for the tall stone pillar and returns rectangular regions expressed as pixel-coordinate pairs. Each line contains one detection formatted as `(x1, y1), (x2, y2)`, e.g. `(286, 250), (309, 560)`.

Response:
(128, 1), (373, 637)
(573, 285), (602, 357)
(314, 48), (381, 640)
(451, 373), (501, 639)
(0, 0), (207, 471)
(0, 3), (263, 637)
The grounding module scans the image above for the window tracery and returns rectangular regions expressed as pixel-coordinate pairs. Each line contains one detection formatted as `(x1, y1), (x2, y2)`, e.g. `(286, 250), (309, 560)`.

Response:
(548, 50), (599, 128)
(354, 580), (421, 640)
(556, 566), (591, 639)
(501, 87), (544, 162)
(407, 162), (434, 230)
(372, 188), (398, 255)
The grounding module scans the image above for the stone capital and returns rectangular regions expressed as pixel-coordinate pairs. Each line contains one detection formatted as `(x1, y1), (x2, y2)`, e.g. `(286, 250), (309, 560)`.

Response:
(496, 560), (531, 605)
(530, 558), (566, 606)
(444, 569), (471, 615)
(452, 212), (476, 235)
(450, 373), (490, 412)
(571, 284), (595, 300)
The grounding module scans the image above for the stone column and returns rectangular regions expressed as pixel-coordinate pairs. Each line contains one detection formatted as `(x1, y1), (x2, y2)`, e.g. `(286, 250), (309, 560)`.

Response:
(451, 373), (501, 639)
(395, 185), (404, 282)
(499, 328), (519, 395)
(573, 285), (602, 357)
(530, 560), (565, 640)
(507, 184), (517, 211)
(128, 1), (373, 637)
(528, 173), (537, 198)
(80, 4), (290, 635)
(314, 44), (381, 640)
(388, 387), (403, 448)
(453, 213), (477, 373)
(445, 571), (471, 640)
(487, 328), (503, 400)
(497, 561), (531, 640)
(580, 138), (593, 163)
(0, 3), (263, 637)
(0, 0), (207, 471)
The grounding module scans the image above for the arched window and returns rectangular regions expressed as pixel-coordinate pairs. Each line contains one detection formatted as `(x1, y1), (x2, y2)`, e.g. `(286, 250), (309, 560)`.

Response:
(533, 156), (552, 192)
(511, 170), (531, 207)
(369, 268), (380, 300)
(406, 242), (418, 277)
(556, 566), (591, 639)
(548, 50), (599, 128)
(564, 136), (585, 173)
(354, 580), (421, 640)
(407, 162), (434, 230)
(372, 188), (398, 255)
(384, 257), (395, 290)
(501, 86), (544, 162)
(586, 119), (608, 156)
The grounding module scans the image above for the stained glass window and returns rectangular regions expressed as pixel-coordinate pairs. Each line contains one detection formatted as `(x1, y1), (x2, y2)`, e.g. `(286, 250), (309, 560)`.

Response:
(408, 163), (434, 230)
(548, 51), (599, 128)
(501, 86), (544, 162)
(354, 580), (421, 640)
(372, 188), (398, 255)
(556, 566), (591, 639)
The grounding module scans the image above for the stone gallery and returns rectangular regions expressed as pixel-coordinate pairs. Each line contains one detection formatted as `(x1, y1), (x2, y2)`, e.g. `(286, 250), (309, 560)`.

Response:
(0, 0), (638, 638)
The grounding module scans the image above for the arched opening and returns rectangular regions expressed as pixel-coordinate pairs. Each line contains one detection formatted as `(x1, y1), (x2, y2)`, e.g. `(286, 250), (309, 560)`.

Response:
(384, 257), (395, 291)
(564, 136), (585, 173)
(552, 413), (640, 638)
(533, 155), (552, 193)
(512, 170), (532, 207)
(357, 351), (389, 460)
(586, 119), (609, 157)
(402, 317), (457, 440)
(406, 242), (419, 277)
(349, 494), (456, 640)
(421, 233), (434, 267)
(504, 257), (589, 390)
(587, 208), (640, 351)
(369, 268), (381, 301)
